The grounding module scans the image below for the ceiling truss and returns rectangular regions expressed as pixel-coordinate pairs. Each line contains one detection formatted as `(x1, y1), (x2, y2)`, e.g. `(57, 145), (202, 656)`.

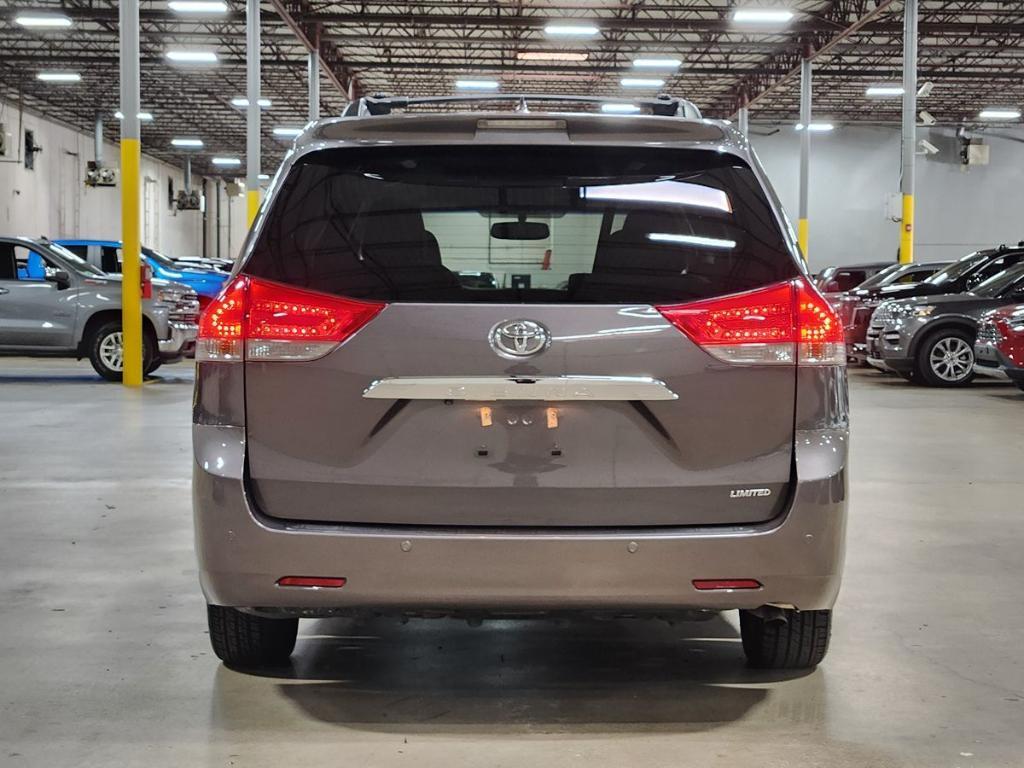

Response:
(0, 1), (1021, 175)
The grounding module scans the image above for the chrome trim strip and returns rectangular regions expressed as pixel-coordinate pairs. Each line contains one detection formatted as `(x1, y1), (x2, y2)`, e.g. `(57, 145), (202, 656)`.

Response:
(362, 375), (678, 401)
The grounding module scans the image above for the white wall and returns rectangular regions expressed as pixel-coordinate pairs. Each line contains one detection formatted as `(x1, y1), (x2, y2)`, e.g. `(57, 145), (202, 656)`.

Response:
(0, 98), (206, 256)
(751, 124), (1024, 271)
(199, 177), (250, 264)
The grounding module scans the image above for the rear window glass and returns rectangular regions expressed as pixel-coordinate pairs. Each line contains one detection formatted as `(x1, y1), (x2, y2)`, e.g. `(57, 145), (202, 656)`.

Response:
(245, 146), (798, 304)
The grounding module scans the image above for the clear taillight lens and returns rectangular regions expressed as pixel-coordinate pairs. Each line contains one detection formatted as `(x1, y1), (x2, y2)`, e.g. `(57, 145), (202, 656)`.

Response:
(196, 277), (247, 361)
(196, 276), (386, 362)
(655, 279), (845, 366)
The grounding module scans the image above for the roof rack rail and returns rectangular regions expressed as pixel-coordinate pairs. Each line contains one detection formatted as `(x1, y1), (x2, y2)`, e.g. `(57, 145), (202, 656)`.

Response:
(341, 93), (702, 120)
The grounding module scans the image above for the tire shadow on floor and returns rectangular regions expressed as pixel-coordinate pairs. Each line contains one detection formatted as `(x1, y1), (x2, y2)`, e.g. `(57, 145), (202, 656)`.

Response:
(211, 614), (825, 733)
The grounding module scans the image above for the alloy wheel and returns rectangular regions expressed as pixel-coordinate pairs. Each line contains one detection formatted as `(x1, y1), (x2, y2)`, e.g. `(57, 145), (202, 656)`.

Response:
(98, 331), (124, 373)
(929, 336), (973, 382)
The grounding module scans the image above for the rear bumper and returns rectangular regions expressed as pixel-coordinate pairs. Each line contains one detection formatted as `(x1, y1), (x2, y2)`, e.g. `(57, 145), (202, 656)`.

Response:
(193, 424), (848, 614)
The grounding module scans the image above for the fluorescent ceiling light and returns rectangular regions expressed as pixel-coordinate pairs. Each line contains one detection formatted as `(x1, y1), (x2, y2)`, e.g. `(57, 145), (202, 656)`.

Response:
(171, 138), (204, 148)
(584, 181), (732, 213)
(647, 232), (737, 249)
(114, 111), (154, 121)
(15, 14), (73, 27)
(168, 1), (229, 12)
(517, 51), (588, 62)
(212, 157), (241, 166)
(230, 97), (272, 108)
(544, 23), (600, 37)
(795, 122), (835, 132)
(978, 108), (1021, 120)
(732, 8), (795, 23)
(601, 103), (641, 114)
(633, 57), (681, 69)
(455, 79), (499, 90)
(866, 85), (904, 97)
(165, 50), (219, 63)
(37, 72), (80, 82)
(272, 127), (303, 137)
(621, 77), (665, 88)
(258, 173), (270, 180)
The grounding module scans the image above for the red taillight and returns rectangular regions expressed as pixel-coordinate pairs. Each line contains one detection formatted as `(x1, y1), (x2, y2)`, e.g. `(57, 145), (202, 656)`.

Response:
(692, 579), (762, 591)
(276, 576), (347, 588)
(197, 294), (214, 310)
(196, 276), (386, 362)
(197, 277), (247, 361)
(655, 279), (844, 366)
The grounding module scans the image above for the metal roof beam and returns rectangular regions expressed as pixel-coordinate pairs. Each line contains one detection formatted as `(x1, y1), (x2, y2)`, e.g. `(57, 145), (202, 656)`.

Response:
(266, 0), (357, 100)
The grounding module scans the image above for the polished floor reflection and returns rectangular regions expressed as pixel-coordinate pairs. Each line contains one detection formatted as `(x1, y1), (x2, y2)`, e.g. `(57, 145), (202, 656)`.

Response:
(1, 359), (1022, 767)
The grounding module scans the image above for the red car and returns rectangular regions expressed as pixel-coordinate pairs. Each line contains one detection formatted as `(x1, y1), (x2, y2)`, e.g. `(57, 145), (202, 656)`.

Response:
(974, 304), (1024, 391)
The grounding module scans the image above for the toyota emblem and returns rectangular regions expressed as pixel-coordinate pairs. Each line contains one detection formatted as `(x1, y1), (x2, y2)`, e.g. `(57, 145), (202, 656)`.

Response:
(488, 319), (550, 359)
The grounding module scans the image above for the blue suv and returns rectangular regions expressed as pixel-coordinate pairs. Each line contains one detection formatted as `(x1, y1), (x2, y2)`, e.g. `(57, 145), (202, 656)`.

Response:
(56, 239), (228, 306)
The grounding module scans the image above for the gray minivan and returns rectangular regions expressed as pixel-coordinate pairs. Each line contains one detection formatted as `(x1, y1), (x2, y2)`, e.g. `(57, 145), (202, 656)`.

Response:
(193, 95), (849, 671)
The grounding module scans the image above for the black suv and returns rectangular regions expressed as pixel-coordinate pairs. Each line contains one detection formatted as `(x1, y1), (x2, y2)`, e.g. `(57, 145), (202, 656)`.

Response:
(871, 244), (1024, 305)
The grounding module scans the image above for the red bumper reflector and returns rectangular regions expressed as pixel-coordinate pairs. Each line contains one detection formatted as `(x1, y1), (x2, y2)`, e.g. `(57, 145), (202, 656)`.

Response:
(692, 579), (762, 591)
(276, 576), (347, 588)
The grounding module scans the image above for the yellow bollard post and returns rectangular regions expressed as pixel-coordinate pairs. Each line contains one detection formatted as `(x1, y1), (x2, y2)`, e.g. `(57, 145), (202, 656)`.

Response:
(899, 194), (914, 264)
(246, 189), (260, 226)
(120, 138), (143, 386)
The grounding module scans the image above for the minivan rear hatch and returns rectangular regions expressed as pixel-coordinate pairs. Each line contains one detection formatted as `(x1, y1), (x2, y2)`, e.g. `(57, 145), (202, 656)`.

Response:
(237, 143), (804, 527)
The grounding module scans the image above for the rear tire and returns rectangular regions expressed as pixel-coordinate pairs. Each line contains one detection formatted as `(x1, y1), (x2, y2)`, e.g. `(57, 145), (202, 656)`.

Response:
(740, 608), (831, 669)
(914, 328), (976, 388)
(207, 604), (298, 668)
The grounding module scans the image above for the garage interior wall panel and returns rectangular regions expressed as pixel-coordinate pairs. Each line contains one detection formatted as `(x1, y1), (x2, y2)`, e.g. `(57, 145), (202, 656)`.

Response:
(0, 99), (204, 257)
(202, 180), (250, 266)
(752, 124), (1024, 269)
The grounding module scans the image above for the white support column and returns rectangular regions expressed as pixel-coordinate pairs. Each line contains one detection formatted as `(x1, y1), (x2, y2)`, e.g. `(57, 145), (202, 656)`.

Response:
(308, 49), (320, 121)
(797, 49), (812, 260)
(119, 0), (143, 387)
(900, 0), (918, 264)
(245, 0), (261, 226)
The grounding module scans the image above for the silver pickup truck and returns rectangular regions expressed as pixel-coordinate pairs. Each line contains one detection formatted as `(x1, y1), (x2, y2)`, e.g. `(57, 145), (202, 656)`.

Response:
(0, 237), (199, 380)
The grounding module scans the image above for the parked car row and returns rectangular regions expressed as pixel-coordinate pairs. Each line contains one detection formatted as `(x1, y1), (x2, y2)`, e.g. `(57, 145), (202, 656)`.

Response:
(820, 243), (1024, 389)
(55, 239), (229, 307)
(0, 236), (228, 380)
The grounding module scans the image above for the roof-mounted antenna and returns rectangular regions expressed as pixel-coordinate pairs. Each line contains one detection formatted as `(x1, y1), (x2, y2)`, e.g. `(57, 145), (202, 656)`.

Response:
(515, 97), (530, 113)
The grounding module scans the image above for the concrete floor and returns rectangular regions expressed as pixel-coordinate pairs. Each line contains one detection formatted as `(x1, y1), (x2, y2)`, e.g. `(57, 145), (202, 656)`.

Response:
(1, 357), (1022, 768)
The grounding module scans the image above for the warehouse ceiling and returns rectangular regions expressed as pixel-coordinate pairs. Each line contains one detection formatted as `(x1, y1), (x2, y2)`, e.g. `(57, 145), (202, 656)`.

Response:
(1, 1), (1022, 176)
